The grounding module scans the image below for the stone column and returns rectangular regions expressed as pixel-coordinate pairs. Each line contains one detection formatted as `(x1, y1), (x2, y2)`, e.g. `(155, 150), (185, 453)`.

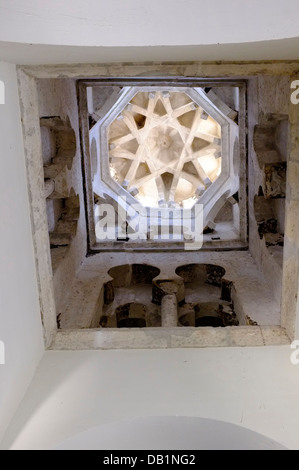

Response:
(161, 294), (178, 327)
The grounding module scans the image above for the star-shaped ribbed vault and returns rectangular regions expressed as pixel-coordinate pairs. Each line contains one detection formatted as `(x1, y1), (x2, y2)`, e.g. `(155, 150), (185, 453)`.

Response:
(108, 90), (222, 208)
(90, 86), (239, 233)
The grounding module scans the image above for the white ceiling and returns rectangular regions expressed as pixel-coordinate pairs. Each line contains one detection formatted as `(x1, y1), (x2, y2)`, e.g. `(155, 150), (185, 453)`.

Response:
(1, 0), (299, 64)
(0, 0), (299, 47)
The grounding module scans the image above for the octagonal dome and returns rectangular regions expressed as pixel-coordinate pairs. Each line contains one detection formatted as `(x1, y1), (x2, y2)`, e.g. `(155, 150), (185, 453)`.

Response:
(91, 86), (239, 231)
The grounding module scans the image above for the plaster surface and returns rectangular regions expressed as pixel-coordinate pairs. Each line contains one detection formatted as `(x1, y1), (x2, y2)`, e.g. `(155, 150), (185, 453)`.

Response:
(55, 416), (287, 450)
(1, 0), (299, 48)
(1, 347), (298, 450)
(0, 61), (44, 443)
(3, 40), (299, 66)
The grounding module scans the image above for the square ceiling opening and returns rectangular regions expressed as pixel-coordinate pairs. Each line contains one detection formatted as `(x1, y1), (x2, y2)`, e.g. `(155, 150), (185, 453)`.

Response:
(17, 64), (293, 349)
(80, 79), (247, 251)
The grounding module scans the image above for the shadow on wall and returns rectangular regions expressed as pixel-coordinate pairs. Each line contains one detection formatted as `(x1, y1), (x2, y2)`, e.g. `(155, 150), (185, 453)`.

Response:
(54, 416), (288, 450)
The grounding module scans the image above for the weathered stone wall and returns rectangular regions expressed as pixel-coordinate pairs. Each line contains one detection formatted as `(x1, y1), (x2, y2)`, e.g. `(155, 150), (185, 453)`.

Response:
(36, 78), (87, 324)
(281, 73), (299, 339)
(248, 75), (289, 309)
